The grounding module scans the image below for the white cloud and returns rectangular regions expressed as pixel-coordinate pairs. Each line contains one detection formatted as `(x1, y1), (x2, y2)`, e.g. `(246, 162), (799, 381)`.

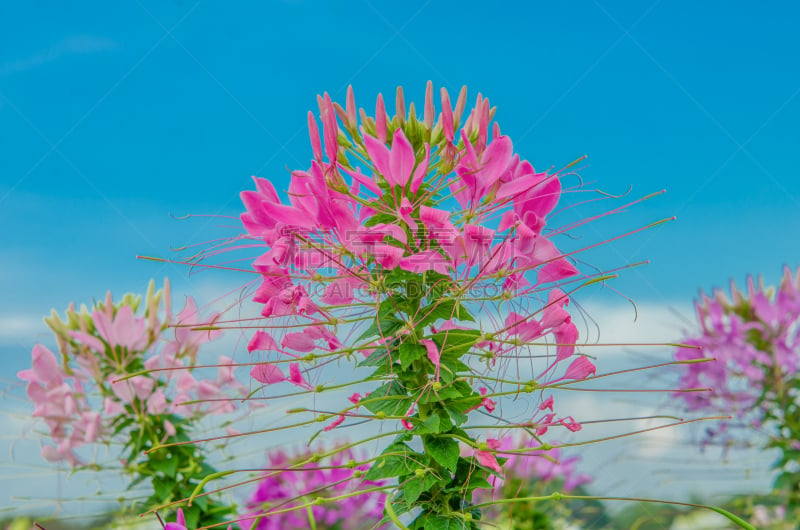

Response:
(577, 301), (695, 348)
(0, 35), (117, 76)
(0, 313), (46, 344)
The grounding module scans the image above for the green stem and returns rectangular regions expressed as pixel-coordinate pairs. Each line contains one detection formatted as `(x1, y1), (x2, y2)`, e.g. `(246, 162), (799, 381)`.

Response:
(384, 493), (410, 530)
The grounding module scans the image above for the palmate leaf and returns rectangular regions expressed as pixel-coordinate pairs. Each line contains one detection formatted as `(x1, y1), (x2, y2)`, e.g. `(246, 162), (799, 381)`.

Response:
(416, 299), (474, 329)
(411, 513), (469, 530)
(425, 436), (459, 473)
(364, 443), (427, 481)
(363, 380), (413, 417)
(403, 472), (446, 505)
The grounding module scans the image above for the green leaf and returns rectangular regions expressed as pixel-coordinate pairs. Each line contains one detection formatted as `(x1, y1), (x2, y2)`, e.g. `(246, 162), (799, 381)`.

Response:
(192, 493), (208, 512)
(403, 476), (424, 505)
(363, 380), (413, 417)
(432, 329), (482, 358)
(358, 345), (391, 368)
(364, 443), (424, 481)
(399, 343), (427, 370)
(385, 268), (424, 285)
(449, 457), (493, 493)
(412, 514), (466, 530)
(183, 505), (201, 530)
(365, 213), (398, 227)
(439, 358), (474, 384)
(416, 299), (474, 329)
(152, 476), (176, 502)
(425, 436), (459, 473)
(403, 473), (444, 505)
(356, 316), (402, 342)
(149, 456), (179, 478)
(412, 414), (441, 435)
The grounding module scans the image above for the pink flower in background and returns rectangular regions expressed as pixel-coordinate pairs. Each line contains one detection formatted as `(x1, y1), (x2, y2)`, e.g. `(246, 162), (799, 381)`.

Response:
(242, 444), (386, 530)
(20, 281), (250, 467)
(478, 435), (592, 494)
(674, 266), (800, 446)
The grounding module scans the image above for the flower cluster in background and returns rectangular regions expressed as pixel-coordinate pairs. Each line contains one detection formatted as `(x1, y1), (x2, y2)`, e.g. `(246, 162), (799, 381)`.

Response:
(474, 436), (596, 530)
(674, 265), (800, 520)
(17, 280), (248, 527)
(242, 444), (386, 530)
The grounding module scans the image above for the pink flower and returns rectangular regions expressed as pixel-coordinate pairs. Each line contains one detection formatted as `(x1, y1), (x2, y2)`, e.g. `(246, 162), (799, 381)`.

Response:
(474, 438), (503, 473)
(453, 133), (514, 208)
(93, 305), (149, 352)
(362, 129), (428, 192)
(17, 344), (63, 387)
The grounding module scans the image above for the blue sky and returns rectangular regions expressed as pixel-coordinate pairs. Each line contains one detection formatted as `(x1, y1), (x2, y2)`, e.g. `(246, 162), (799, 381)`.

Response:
(1, 0), (799, 519)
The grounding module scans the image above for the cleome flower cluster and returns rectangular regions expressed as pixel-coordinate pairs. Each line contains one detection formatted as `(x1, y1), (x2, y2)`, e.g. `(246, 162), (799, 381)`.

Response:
(222, 82), (606, 528)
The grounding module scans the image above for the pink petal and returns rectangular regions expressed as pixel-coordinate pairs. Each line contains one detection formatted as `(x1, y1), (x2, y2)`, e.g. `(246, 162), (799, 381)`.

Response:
(475, 136), (513, 194)
(321, 93), (339, 164)
(498, 210), (518, 232)
(421, 339), (440, 377)
(147, 389), (168, 415)
(362, 134), (392, 184)
(554, 322), (578, 362)
(495, 170), (548, 201)
(165, 508), (188, 530)
(323, 415), (346, 431)
(250, 363), (287, 384)
(282, 332), (317, 352)
(216, 355), (236, 385)
(399, 250), (451, 275)
(559, 416), (582, 432)
(68, 331), (107, 355)
(247, 331), (279, 353)
(130, 376), (155, 400)
(320, 278), (356, 305)
(374, 243), (405, 269)
(164, 419), (177, 437)
(563, 356), (596, 381)
(515, 176), (562, 219)
(340, 165), (381, 195)
(372, 223), (408, 244)
(20, 344), (63, 385)
(288, 363), (312, 390)
(389, 129), (415, 188)
(410, 143), (430, 193)
(539, 258), (579, 284)
(109, 375), (135, 404)
(475, 450), (502, 473)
